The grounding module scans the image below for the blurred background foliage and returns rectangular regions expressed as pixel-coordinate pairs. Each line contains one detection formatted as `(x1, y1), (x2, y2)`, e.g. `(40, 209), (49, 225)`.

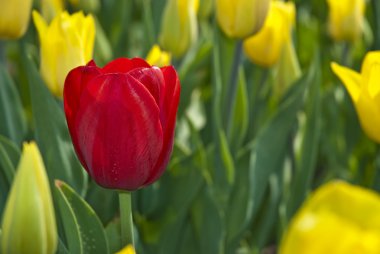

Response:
(0, 0), (380, 253)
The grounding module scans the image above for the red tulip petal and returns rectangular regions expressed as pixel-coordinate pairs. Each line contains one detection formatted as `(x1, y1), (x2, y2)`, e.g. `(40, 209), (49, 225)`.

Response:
(144, 66), (180, 186)
(128, 66), (164, 105)
(64, 65), (102, 166)
(74, 73), (164, 190)
(102, 58), (151, 74)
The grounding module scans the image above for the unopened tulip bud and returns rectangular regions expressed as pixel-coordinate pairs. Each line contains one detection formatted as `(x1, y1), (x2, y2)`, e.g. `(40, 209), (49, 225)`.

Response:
(146, 44), (171, 67)
(326, 0), (365, 42)
(216, 0), (270, 39)
(0, 0), (33, 39)
(1, 142), (57, 254)
(159, 0), (199, 58)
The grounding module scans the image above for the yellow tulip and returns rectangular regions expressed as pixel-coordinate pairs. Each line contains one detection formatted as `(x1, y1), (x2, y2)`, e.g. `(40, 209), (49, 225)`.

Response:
(280, 181), (380, 254)
(331, 51), (380, 143)
(159, 0), (199, 58)
(0, 0), (33, 39)
(33, 11), (95, 98)
(326, 0), (365, 42)
(243, 1), (295, 68)
(216, 0), (270, 39)
(115, 245), (136, 254)
(1, 142), (57, 254)
(146, 44), (171, 67)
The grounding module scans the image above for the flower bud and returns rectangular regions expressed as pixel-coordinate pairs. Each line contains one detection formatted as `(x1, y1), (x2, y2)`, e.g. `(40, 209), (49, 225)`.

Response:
(146, 44), (171, 67)
(331, 51), (380, 143)
(326, 0), (365, 42)
(159, 0), (199, 58)
(243, 1), (295, 68)
(281, 181), (380, 253)
(1, 142), (57, 254)
(216, 0), (270, 39)
(33, 10), (95, 98)
(0, 0), (32, 39)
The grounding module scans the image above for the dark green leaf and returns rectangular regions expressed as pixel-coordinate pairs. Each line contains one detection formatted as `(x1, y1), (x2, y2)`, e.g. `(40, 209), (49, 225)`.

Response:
(23, 51), (87, 195)
(0, 64), (26, 145)
(55, 180), (109, 254)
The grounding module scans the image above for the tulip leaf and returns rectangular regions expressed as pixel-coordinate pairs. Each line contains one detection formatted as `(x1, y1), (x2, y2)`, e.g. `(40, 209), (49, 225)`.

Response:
(55, 182), (83, 254)
(0, 64), (26, 145)
(23, 52), (87, 195)
(218, 130), (235, 185)
(57, 238), (70, 254)
(105, 219), (121, 254)
(228, 66), (248, 151)
(248, 67), (313, 223)
(288, 56), (321, 218)
(136, 152), (204, 254)
(0, 136), (20, 217)
(191, 187), (224, 254)
(55, 180), (109, 254)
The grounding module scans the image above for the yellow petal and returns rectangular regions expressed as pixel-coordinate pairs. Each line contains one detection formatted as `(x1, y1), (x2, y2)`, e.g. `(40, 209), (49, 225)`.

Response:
(331, 62), (361, 102)
(280, 181), (380, 254)
(146, 44), (171, 67)
(361, 51), (380, 98)
(355, 93), (380, 143)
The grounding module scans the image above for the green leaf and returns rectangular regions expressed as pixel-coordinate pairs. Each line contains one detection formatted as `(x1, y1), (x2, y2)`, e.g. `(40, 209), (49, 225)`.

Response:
(287, 55), (321, 218)
(218, 130), (235, 185)
(0, 135), (20, 217)
(248, 71), (310, 221)
(0, 64), (26, 145)
(55, 180), (109, 254)
(105, 219), (121, 254)
(228, 66), (249, 151)
(191, 187), (224, 254)
(54, 182), (83, 254)
(23, 50), (87, 195)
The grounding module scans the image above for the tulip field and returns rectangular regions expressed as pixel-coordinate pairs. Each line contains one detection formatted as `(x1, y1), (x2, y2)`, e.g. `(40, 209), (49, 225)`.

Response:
(1, 0), (380, 253)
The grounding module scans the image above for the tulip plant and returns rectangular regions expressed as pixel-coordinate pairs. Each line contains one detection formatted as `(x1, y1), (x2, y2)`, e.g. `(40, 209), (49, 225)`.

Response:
(0, 0), (380, 254)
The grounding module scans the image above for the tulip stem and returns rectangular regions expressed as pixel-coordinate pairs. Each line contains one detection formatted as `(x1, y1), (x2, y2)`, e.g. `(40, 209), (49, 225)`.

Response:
(119, 192), (134, 248)
(224, 40), (244, 135)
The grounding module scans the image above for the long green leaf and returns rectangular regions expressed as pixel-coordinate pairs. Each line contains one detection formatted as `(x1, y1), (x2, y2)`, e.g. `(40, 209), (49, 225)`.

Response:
(55, 180), (109, 254)
(23, 50), (87, 195)
(248, 71), (311, 220)
(0, 64), (26, 145)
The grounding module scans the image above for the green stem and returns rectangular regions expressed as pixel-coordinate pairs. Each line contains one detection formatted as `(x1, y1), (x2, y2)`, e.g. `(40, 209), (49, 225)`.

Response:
(119, 192), (134, 248)
(224, 40), (243, 135)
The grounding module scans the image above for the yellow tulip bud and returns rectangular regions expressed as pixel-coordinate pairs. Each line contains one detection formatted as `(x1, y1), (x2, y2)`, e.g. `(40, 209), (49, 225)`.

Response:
(146, 44), (171, 67)
(331, 51), (380, 143)
(280, 181), (380, 254)
(159, 0), (199, 58)
(1, 142), (57, 254)
(243, 1), (295, 68)
(326, 0), (365, 42)
(41, 0), (64, 22)
(0, 0), (33, 39)
(33, 10), (95, 98)
(116, 245), (136, 254)
(216, 0), (270, 39)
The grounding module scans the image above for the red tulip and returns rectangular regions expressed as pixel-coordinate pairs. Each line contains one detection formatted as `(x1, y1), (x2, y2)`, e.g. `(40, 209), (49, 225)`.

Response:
(63, 58), (180, 191)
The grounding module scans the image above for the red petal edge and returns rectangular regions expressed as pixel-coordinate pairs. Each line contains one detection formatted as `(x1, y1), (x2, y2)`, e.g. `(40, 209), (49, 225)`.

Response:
(102, 57), (151, 74)
(143, 66), (181, 186)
